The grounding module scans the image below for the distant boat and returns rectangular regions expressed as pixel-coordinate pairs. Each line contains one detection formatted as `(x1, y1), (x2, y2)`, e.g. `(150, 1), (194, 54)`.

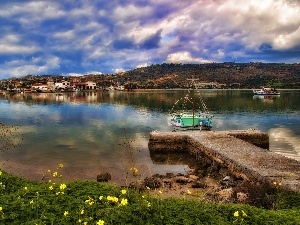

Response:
(169, 77), (213, 130)
(253, 87), (280, 96)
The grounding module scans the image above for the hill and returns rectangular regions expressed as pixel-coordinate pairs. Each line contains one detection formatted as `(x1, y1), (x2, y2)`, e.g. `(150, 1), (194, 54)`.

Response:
(2, 62), (300, 90)
(114, 62), (300, 89)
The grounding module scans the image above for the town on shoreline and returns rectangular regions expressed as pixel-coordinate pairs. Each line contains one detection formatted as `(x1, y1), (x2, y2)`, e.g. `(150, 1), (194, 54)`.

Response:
(1, 62), (300, 93)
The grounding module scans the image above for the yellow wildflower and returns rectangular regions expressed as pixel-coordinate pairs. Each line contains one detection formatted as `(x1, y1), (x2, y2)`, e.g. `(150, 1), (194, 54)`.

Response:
(96, 219), (105, 225)
(0, 171), (2, 176)
(234, 211), (239, 217)
(85, 197), (94, 205)
(121, 189), (127, 195)
(58, 163), (63, 168)
(30, 200), (34, 205)
(60, 183), (67, 190)
(146, 201), (151, 207)
(80, 209), (84, 214)
(99, 195), (103, 200)
(64, 211), (68, 216)
(130, 167), (138, 174)
(120, 198), (128, 206)
(24, 187), (28, 191)
(241, 210), (247, 217)
(49, 185), (53, 190)
(273, 181), (277, 185)
(0, 206), (2, 211)
(158, 190), (163, 194)
(107, 195), (118, 203)
(84, 222), (87, 225)
(186, 190), (192, 195)
(53, 172), (58, 177)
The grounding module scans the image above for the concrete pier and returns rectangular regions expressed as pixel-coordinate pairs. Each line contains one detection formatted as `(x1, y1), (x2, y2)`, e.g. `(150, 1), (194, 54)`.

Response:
(148, 130), (300, 192)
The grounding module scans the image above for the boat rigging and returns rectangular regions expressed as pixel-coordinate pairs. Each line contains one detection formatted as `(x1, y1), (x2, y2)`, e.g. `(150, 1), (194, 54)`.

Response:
(169, 77), (213, 130)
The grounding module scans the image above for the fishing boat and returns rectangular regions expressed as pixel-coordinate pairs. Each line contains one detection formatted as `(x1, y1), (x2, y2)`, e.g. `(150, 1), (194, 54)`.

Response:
(253, 87), (280, 96)
(169, 78), (213, 130)
(170, 112), (213, 130)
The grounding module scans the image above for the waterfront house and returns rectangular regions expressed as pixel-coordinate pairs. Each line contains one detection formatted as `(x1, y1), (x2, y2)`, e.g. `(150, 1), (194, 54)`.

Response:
(55, 81), (71, 91)
(31, 83), (49, 92)
(73, 81), (97, 90)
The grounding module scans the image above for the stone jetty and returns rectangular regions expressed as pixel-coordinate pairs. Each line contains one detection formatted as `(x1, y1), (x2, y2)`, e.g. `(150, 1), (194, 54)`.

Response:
(148, 130), (300, 193)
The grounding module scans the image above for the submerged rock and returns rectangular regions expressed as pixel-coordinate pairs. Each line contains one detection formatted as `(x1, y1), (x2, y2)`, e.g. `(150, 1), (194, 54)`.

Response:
(143, 177), (162, 189)
(97, 173), (111, 182)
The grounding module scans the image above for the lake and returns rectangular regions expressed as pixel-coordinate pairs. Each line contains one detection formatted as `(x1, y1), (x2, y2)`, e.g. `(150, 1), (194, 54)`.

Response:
(0, 89), (300, 184)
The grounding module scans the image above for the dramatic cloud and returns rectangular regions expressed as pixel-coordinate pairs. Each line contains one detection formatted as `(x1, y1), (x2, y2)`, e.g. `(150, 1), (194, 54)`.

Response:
(0, 0), (299, 79)
(1, 55), (60, 77)
(166, 51), (211, 63)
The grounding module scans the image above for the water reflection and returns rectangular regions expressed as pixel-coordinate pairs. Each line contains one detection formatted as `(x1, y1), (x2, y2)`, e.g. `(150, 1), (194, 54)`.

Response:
(2, 89), (300, 112)
(0, 90), (300, 183)
(253, 95), (280, 103)
(269, 127), (300, 161)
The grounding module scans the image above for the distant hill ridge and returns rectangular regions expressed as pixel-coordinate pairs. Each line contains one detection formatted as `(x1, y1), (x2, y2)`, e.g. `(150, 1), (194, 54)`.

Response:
(116, 63), (300, 89)
(2, 63), (300, 89)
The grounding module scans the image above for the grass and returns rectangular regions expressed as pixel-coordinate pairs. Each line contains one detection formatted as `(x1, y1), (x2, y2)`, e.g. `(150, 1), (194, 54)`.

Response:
(1, 169), (300, 225)
(1, 123), (300, 224)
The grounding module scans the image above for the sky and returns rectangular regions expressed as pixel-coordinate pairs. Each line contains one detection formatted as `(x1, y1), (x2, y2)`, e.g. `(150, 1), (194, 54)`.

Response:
(0, 0), (300, 79)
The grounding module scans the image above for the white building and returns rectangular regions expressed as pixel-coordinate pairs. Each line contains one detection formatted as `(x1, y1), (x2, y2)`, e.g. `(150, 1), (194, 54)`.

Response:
(86, 81), (97, 90)
(55, 81), (71, 90)
(31, 84), (49, 92)
(73, 81), (97, 90)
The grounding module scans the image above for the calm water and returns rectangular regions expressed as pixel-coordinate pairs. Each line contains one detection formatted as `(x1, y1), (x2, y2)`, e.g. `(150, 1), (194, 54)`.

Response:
(0, 89), (300, 184)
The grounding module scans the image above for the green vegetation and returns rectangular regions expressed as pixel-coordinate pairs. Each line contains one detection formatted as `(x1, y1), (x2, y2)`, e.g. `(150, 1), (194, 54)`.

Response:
(1, 169), (300, 224)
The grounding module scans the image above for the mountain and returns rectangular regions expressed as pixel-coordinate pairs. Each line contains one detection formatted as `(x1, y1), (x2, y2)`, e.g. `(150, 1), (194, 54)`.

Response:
(2, 62), (300, 90)
(116, 63), (300, 89)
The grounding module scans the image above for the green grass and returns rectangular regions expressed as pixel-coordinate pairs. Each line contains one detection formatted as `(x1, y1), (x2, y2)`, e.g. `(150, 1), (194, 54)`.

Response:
(1, 170), (300, 225)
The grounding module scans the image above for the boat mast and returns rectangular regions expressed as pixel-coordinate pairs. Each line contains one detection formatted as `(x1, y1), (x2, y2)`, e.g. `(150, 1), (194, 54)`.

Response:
(187, 77), (199, 127)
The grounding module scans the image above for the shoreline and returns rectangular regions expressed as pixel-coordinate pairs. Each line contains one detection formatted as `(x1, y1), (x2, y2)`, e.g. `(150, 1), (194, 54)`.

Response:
(2, 88), (300, 95)
(0, 163), (281, 208)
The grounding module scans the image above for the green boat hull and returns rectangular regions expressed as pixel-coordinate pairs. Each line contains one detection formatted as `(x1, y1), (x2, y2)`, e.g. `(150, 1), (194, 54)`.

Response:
(180, 116), (200, 127)
(170, 113), (213, 129)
